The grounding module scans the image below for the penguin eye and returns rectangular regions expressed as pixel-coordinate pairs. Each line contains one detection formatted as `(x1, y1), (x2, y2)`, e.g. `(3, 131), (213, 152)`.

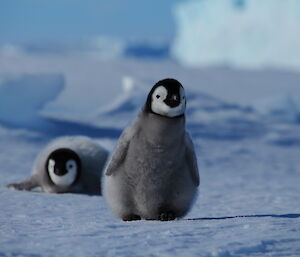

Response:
(66, 160), (76, 171)
(156, 95), (160, 99)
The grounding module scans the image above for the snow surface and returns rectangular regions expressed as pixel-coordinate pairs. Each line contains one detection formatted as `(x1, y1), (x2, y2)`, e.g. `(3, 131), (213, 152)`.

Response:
(0, 54), (300, 257)
(172, 0), (300, 70)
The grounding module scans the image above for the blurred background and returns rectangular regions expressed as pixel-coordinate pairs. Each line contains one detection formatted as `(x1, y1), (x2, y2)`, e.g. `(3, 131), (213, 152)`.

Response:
(0, 0), (300, 138)
(0, 0), (300, 136)
(1, 0), (300, 69)
(0, 0), (300, 134)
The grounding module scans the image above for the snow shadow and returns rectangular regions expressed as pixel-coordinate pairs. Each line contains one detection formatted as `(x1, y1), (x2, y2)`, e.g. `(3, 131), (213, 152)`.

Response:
(186, 213), (300, 221)
(0, 117), (122, 139)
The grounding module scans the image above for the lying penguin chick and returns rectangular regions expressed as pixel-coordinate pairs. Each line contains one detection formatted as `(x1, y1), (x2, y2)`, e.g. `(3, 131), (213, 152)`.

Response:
(104, 78), (200, 221)
(7, 136), (108, 195)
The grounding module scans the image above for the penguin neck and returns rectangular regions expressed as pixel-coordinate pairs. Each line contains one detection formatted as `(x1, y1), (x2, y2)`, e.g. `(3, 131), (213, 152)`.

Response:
(140, 109), (185, 146)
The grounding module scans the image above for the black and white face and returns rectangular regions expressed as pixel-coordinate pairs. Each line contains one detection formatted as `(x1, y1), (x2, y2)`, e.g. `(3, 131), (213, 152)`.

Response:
(46, 148), (80, 187)
(148, 79), (186, 118)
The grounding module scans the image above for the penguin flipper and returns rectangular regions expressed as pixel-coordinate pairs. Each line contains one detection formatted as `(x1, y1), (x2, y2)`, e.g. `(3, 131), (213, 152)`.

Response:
(105, 125), (137, 176)
(185, 132), (200, 187)
(6, 174), (40, 191)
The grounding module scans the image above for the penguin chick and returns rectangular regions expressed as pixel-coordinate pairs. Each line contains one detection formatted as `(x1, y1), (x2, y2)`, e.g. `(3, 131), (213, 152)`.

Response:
(7, 136), (108, 195)
(104, 78), (199, 221)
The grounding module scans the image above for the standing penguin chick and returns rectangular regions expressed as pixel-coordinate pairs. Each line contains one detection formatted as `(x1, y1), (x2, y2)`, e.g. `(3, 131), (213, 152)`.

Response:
(7, 136), (108, 195)
(104, 78), (199, 221)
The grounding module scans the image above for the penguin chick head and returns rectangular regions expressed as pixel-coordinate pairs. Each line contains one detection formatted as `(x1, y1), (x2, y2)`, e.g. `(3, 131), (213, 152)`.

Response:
(46, 148), (81, 187)
(145, 78), (186, 118)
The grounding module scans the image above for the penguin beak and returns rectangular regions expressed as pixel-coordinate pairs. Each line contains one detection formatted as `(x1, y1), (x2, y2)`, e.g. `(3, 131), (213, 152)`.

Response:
(165, 94), (180, 108)
(54, 168), (67, 176)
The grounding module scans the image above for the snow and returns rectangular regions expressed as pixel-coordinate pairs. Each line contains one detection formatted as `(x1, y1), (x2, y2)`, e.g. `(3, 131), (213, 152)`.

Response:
(0, 54), (300, 257)
(252, 94), (300, 123)
(89, 36), (125, 60)
(172, 0), (300, 70)
(0, 73), (64, 126)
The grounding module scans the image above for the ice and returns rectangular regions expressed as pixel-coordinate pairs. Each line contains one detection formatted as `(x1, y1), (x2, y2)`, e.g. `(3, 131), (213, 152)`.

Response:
(0, 73), (122, 138)
(124, 42), (170, 59)
(0, 73), (64, 125)
(89, 36), (125, 60)
(252, 93), (300, 123)
(172, 0), (300, 70)
(95, 79), (264, 140)
(95, 76), (149, 128)
(0, 44), (24, 57)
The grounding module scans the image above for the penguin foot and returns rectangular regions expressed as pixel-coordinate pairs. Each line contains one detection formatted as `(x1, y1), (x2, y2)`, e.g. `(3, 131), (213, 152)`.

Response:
(158, 212), (176, 221)
(122, 214), (141, 221)
(6, 183), (22, 190)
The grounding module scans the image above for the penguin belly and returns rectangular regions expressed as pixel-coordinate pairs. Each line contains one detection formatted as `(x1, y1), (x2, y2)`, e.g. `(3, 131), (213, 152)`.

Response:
(124, 138), (195, 220)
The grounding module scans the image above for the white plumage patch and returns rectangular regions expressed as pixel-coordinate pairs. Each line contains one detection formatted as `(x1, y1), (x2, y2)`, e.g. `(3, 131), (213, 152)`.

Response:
(48, 159), (77, 187)
(151, 86), (186, 117)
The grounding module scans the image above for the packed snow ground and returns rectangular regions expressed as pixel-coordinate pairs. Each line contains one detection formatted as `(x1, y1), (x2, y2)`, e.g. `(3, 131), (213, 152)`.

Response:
(0, 55), (300, 257)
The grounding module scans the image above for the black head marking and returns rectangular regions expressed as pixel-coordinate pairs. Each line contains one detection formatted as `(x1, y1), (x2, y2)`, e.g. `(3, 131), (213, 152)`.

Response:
(46, 148), (81, 183)
(144, 78), (185, 115)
